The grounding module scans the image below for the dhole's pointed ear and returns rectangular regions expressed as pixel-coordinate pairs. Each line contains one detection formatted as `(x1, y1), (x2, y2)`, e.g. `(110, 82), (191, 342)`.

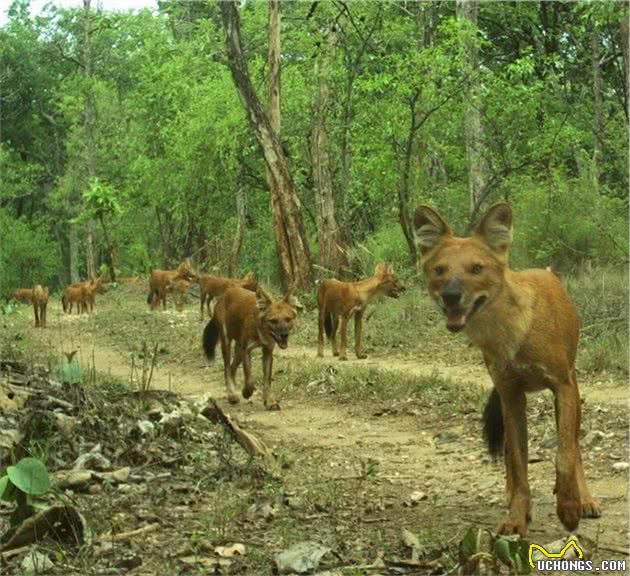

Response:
(244, 271), (255, 281)
(374, 263), (388, 277)
(474, 203), (513, 256)
(414, 205), (452, 255)
(256, 286), (272, 312)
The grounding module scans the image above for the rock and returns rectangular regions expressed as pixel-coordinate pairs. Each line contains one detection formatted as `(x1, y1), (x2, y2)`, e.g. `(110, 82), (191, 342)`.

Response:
(275, 541), (331, 574)
(612, 462), (629, 472)
(55, 469), (94, 490)
(214, 543), (246, 557)
(55, 413), (78, 435)
(96, 467), (131, 484)
(409, 490), (428, 504)
(21, 551), (54, 574)
(583, 430), (606, 447)
(136, 420), (156, 437)
(73, 444), (111, 471)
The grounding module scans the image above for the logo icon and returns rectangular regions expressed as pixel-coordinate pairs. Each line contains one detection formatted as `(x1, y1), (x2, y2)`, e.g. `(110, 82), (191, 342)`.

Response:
(528, 537), (584, 569)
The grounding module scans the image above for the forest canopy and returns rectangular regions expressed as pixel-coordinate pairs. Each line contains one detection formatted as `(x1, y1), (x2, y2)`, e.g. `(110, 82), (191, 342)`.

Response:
(0, 0), (628, 294)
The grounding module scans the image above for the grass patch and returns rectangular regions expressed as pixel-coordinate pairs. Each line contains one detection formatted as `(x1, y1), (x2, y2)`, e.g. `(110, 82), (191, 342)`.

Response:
(279, 359), (487, 416)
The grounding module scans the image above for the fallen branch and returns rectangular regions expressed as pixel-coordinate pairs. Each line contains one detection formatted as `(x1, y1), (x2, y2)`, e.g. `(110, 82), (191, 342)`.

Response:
(201, 399), (277, 473)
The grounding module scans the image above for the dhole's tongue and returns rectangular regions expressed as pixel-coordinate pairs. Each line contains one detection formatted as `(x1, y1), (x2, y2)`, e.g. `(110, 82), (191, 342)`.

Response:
(446, 311), (466, 332)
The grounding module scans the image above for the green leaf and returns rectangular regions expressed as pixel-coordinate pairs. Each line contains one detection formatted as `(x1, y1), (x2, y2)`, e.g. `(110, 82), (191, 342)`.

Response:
(0, 475), (16, 501)
(461, 526), (479, 560)
(7, 457), (50, 496)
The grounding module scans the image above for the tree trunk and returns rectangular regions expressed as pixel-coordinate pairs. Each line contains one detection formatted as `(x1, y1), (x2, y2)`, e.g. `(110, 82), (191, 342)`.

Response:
(456, 0), (488, 218)
(69, 225), (80, 283)
(591, 23), (604, 189)
(229, 166), (246, 276)
(621, 9), (629, 121)
(220, 0), (313, 290)
(83, 0), (97, 279)
(311, 24), (345, 276)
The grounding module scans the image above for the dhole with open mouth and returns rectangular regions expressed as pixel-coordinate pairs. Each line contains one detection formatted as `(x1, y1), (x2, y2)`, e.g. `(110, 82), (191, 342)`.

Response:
(414, 202), (601, 536)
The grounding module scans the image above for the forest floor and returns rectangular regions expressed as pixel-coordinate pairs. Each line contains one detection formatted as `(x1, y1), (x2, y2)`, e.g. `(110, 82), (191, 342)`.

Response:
(1, 282), (628, 575)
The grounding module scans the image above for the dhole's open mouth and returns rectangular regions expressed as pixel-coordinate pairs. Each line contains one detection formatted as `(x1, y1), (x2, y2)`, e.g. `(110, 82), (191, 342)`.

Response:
(272, 332), (289, 349)
(443, 295), (488, 333)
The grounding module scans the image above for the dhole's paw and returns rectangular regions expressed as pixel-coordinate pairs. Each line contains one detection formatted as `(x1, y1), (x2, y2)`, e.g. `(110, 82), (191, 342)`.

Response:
(265, 401), (281, 411)
(496, 517), (528, 537)
(227, 394), (240, 405)
(581, 497), (601, 518)
(242, 385), (255, 399)
(557, 498), (581, 531)
(356, 353), (368, 360)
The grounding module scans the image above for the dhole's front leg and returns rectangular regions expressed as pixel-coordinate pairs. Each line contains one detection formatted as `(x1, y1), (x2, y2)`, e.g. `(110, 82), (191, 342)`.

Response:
(33, 304), (40, 327)
(331, 316), (340, 356)
(262, 347), (280, 410)
(354, 310), (367, 359)
(553, 380), (584, 531)
(199, 292), (206, 320)
(220, 333), (239, 404)
(497, 385), (530, 536)
(241, 347), (255, 400)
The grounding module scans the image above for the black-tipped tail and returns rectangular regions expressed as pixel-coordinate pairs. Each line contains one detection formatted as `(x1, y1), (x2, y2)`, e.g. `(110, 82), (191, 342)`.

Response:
(482, 388), (504, 458)
(202, 319), (219, 362)
(324, 313), (333, 338)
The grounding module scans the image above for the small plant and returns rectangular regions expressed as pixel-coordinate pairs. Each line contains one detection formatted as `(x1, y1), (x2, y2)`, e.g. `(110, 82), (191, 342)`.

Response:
(54, 350), (82, 385)
(0, 457), (51, 530)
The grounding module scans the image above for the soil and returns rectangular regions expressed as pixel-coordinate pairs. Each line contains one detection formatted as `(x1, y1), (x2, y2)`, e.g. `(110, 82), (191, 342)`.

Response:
(5, 289), (629, 574)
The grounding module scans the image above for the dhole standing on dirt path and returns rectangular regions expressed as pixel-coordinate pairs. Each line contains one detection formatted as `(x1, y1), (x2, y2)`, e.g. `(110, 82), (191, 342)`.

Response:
(31, 285), (48, 328)
(197, 272), (257, 320)
(414, 202), (601, 537)
(203, 285), (297, 410)
(148, 260), (196, 311)
(317, 263), (405, 360)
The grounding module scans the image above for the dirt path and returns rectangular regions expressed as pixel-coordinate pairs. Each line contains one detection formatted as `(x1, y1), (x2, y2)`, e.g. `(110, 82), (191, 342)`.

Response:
(25, 306), (630, 556)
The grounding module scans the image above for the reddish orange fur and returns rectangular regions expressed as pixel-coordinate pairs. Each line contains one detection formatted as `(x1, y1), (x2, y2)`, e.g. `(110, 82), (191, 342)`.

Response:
(31, 285), (49, 328)
(197, 271), (257, 319)
(204, 285), (297, 410)
(148, 260), (196, 310)
(414, 202), (600, 536)
(317, 263), (404, 360)
(12, 289), (33, 303)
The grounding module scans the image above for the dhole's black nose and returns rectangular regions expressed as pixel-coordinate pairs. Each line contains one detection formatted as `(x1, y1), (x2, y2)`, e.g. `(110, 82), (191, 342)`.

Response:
(441, 287), (462, 307)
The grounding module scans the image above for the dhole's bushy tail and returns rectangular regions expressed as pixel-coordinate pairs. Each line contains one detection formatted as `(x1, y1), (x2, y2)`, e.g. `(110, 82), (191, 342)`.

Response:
(324, 312), (333, 338)
(483, 388), (504, 458)
(202, 318), (219, 362)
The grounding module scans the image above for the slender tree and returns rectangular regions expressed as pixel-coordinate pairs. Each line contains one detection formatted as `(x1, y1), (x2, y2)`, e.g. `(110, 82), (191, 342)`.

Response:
(220, 0), (313, 289)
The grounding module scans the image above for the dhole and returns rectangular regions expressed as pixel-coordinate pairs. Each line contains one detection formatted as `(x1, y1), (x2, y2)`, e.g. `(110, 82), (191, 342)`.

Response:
(12, 289), (33, 304)
(197, 271), (257, 319)
(317, 263), (405, 360)
(203, 285), (297, 410)
(62, 284), (85, 314)
(31, 285), (49, 328)
(414, 202), (600, 536)
(148, 260), (196, 310)
(166, 277), (191, 312)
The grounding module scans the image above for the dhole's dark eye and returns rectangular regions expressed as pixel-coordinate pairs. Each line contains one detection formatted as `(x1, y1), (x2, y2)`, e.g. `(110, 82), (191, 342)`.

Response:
(471, 264), (484, 275)
(434, 266), (446, 276)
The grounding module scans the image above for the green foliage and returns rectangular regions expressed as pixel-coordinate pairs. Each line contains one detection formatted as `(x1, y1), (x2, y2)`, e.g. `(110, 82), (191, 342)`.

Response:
(54, 356), (83, 385)
(1, 457), (51, 500)
(0, 210), (58, 297)
(0, 0), (626, 290)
